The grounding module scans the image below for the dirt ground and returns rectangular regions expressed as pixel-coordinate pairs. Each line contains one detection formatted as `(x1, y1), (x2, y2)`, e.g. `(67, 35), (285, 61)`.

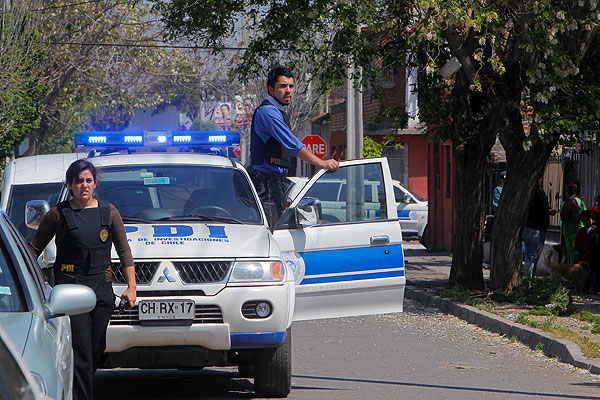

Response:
(494, 293), (600, 345)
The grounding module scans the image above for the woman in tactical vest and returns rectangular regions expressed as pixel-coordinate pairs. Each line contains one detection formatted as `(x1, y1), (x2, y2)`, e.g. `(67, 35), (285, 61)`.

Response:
(29, 159), (136, 400)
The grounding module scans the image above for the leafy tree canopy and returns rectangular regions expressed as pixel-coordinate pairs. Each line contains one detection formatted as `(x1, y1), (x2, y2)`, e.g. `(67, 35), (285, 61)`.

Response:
(152, 0), (600, 290)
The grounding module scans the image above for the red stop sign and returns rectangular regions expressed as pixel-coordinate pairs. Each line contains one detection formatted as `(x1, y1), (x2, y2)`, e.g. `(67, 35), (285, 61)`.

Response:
(301, 135), (327, 159)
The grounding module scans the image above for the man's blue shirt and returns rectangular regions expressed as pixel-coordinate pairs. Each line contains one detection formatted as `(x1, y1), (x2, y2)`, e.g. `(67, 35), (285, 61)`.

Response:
(250, 96), (305, 175)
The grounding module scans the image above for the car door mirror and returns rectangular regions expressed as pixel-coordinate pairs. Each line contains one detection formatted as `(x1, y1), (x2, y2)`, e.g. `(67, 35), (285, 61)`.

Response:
(295, 197), (323, 228)
(45, 284), (96, 319)
(25, 200), (51, 230)
(402, 194), (411, 203)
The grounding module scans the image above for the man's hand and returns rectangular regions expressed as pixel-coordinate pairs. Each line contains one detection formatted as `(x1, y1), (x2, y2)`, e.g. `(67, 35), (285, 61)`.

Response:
(320, 158), (339, 172)
(297, 147), (340, 172)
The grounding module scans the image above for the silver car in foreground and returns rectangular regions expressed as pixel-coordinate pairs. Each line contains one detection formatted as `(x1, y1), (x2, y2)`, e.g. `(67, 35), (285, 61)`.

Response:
(0, 209), (95, 399)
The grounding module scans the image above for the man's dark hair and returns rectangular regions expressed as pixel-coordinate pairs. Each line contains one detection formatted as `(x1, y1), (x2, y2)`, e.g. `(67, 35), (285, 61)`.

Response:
(267, 65), (293, 89)
(567, 183), (580, 197)
(220, 104), (230, 111)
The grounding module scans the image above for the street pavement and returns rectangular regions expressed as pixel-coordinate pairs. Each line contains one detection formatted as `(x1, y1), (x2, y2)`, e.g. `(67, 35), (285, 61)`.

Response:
(95, 299), (600, 399)
(403, 240), (600, 374)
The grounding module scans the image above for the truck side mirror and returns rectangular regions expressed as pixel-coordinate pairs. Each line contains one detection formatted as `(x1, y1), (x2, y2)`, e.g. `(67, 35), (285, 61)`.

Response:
(25, 200), (50, 230)
(403, 194), (411, 203)
(295, 197), (323, 228)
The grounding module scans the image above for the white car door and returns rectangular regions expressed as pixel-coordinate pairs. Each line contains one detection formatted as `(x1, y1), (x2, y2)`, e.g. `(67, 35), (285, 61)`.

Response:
(272, 158), (405, 321)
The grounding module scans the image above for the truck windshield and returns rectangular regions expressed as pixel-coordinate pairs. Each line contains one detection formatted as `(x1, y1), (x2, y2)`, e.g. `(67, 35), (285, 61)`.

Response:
(95, 164), (262, 224)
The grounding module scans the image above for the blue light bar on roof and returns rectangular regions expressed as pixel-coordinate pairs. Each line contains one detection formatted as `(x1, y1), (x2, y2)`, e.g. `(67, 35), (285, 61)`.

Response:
(172, 131), (240, 146)
(75, 130), (240, 149)
(75, 131), (145, 147)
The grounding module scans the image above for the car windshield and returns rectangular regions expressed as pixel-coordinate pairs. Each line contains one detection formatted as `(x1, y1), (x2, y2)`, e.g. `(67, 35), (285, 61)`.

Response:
(401, 185), (426, 202)
(7, 183), (63, 242)
(95, 164), (262, 224)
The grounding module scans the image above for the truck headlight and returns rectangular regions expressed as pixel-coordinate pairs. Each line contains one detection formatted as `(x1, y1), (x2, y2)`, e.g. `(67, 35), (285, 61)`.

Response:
(230, 261), (285, 282)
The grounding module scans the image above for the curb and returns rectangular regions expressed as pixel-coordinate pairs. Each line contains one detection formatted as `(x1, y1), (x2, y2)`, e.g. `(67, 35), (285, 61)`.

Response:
(405, 286), (600, 374)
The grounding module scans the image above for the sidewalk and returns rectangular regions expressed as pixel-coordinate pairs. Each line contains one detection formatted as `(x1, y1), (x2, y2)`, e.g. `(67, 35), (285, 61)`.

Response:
(402, 242), (600, 374)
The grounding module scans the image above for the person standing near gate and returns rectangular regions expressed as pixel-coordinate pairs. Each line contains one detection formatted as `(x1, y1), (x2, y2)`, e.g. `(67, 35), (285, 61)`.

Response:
(248, 65), (339, 225)
(560, 183), (587, 264)
(523, 178), (557, 278)
(29, 159), (136, 400)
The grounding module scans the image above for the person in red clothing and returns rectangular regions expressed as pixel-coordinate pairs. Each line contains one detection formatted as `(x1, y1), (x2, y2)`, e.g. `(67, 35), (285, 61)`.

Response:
(575, 210), (597, 293)
(592, 194), (600, 225)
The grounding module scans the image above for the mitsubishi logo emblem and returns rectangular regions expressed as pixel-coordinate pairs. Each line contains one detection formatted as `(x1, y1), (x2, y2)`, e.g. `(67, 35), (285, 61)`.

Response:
(157, 267), (176, 283)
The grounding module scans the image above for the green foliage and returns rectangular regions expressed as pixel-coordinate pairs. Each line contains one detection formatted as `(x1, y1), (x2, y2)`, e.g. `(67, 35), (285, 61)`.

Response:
(363, 135), (404, 158)
(575, 311), (600, 334)
(0, 3), (47, 163)
(535, 342), (544, 351)
(191, 118), (219, 131)
(518, 280), (571, 315)
(438, 285), (496, 311)
(363, 136), (382, 158)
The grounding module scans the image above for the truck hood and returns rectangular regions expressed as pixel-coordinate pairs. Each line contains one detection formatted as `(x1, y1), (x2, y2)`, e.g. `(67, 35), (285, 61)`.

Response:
(116, 223), (272, 259)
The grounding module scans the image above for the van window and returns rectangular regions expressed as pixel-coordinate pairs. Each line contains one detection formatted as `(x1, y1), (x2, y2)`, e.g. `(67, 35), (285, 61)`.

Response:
(303, 163), (387, 224)
(7, 183), (63, 242)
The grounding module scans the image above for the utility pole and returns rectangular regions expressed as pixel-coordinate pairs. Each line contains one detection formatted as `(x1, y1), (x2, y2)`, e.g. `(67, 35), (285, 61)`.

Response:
(346, 63), (363, 160)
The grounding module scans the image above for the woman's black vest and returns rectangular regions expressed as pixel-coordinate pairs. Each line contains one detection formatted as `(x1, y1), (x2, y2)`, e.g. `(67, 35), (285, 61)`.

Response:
(54, 200), (112, 285)
(250, 99), (291, 169)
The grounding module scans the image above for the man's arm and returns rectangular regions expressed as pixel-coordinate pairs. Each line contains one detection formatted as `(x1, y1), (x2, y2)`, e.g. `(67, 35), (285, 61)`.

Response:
(296, 147), (339, 171)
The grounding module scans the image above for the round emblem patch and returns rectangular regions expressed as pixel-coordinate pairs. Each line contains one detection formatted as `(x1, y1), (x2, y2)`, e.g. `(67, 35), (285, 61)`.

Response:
(100, 229), (108, 242)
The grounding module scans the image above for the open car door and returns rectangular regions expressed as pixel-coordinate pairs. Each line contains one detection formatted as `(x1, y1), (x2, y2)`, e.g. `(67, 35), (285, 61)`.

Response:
(272, 158), (405, 321)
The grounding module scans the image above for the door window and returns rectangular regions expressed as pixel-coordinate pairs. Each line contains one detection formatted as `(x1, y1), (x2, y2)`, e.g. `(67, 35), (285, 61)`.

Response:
(303, 163), (387, 224)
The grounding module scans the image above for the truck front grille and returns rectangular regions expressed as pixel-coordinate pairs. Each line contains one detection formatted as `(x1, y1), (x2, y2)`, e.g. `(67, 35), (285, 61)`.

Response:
(172, 261), (232, 283)
(109, 304), (223, 326)
(112, 262), (159, 284)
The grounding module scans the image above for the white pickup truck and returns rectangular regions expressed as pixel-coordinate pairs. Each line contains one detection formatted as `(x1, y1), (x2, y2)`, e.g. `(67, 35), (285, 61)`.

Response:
(27, 131), (405, 398)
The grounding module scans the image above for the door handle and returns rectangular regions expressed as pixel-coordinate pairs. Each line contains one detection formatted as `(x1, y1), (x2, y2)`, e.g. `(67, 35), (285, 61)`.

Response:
(370, 235), (389, 245)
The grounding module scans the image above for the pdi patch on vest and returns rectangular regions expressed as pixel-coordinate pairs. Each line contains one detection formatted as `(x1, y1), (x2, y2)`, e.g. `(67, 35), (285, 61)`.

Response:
(60, 264), (74, 273)
(269, 157), (282, 165)
(100, 229), (108, 242)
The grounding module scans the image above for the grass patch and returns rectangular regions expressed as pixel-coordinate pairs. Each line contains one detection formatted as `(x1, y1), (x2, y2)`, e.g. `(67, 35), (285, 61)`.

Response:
(535, 342), (544, 351)
(515, 314), (600, 358)
(438, 285), (497, 312)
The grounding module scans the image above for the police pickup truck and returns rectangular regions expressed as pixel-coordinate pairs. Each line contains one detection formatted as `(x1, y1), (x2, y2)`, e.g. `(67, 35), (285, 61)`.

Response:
(27, 131), (405, 398)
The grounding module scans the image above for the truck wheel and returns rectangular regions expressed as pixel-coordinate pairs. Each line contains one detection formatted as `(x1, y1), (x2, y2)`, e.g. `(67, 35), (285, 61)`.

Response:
(254, 329), (291, 398)
(238, 362), (255, 378)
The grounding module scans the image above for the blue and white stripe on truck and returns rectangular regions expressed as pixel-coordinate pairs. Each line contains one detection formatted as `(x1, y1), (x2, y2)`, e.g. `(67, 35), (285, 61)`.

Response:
(298, 244), (404, 285)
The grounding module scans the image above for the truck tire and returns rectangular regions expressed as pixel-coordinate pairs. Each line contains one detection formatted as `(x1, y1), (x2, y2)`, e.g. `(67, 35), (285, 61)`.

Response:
(238, 363), (255, 378)
(254, 329), (291, 398)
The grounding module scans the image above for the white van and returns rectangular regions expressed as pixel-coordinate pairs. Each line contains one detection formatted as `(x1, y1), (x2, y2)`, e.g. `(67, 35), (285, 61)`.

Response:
(0, 153), (86, 242)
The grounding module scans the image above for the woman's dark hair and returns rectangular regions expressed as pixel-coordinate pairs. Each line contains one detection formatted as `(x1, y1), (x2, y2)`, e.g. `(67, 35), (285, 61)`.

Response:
(267, 65), (293, 89)
(65, 159), (97, 186)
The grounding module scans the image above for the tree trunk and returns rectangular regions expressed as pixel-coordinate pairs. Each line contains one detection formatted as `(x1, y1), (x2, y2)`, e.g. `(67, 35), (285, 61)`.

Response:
(449, 146), (490, 289)
(490, 113), (558, 290)
(448, 78), (498, 289)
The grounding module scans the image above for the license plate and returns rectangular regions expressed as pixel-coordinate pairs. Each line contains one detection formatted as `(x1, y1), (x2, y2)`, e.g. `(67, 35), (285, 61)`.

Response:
(138, 300), (195, 321)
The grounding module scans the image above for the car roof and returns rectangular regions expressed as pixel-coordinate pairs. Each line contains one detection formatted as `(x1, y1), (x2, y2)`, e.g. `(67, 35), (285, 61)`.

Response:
(3, 153), (86, 184)
(88, 152), (241, 169)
